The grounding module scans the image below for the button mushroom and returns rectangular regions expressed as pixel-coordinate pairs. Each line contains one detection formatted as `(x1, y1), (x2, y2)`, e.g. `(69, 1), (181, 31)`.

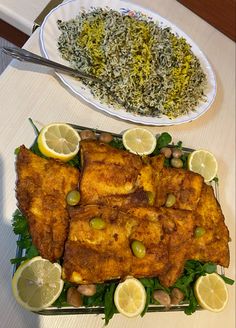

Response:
(160, 147), (172, 158)
(99, 132), (113, 143)
(80, 129), (96, 140)
(172, 148), (183, 159)
(153, 290), (171, 308)
(77, 284), (97, 296)
(67, 287), (83, 307)
(170, 288), (185, 305)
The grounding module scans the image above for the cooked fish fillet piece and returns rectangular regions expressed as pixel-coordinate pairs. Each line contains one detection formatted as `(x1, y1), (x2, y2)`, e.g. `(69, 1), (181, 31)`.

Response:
(189, 184), (230, 267)
(63, 205), (170, 284)
(63, 205), (194, 287)
(16, 146), (80, 261)
(127, 207), (194, 287)
(63, 205), (134, 283)
(79, 140), (164, 208)
(80, 140), (202, 211)
(79, 140), (143, 204)
(154, 167), (204, 211)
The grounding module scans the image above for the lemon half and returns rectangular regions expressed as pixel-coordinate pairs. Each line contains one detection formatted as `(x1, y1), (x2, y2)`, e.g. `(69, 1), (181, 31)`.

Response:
(12, 256), (64, 311)
(37, 123), (81, 161)
(122, 128), (156, 156)
(114, 277), (146, 317)
(188, 149), (218, 182)
(194, 273), (228, 312)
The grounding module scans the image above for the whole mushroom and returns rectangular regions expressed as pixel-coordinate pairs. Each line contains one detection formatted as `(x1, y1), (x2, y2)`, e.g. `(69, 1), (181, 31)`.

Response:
(153, 290), (171, 308)
(77, 284), (97, 297)
(67, 287), (83, 307)
(170, 288), (185, 305)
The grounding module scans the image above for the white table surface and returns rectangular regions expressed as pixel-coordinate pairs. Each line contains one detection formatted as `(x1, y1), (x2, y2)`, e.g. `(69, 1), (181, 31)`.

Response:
(0, 0), (235, 327)
(0, 0), (49, 35)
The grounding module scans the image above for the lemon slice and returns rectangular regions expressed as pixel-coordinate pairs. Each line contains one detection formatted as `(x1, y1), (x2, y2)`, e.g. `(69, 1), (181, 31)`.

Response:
(188, 149), (218, 182)
(122, 128), (156, 155)
(37, 123), (81, 161)
(12, 256), (64, 311)
(114, 277), (146, 317)
(194, 273), (228, 312)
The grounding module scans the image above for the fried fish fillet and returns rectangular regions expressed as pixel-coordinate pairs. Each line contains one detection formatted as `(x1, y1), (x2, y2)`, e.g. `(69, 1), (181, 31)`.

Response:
(15, 141), (231, 288)
(16, 146), (80, 261)
(189, 184), (230, 267)
(154, 167), (204, 211)
(79, 140), (164, 208)
(79, 140), (142, 204)
(127, 207), (194, 287)
(63, 205), (194, 287)
(80, 140), (203, 211)
(63, 205), (134, 283)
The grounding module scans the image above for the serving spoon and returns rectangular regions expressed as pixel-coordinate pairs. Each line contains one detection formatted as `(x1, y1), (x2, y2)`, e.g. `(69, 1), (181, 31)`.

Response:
(0, 46), (129, 108)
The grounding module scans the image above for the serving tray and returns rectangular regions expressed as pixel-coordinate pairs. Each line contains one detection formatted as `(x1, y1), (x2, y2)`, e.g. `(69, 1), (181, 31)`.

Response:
(12, 123), (223, 316)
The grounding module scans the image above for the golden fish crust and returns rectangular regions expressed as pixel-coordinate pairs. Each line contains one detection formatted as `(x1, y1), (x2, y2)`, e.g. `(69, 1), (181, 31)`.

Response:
(16, 146), (80, 261)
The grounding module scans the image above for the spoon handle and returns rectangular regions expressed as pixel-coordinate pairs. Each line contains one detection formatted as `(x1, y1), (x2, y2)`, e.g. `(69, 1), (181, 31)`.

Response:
(1, 46), (101, 83)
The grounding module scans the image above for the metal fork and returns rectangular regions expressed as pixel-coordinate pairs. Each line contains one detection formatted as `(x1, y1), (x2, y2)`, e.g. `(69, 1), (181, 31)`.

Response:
(0, 46), (128, 108)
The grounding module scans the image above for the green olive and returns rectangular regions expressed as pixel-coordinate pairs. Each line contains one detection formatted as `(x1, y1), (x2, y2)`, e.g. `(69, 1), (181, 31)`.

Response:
(171, 158), (183, 168)
(194, 227), (206, 238)
(165, 193), (176, 207)
(90, 217), (106, 230)
(147, 191), (155, 206)
(66, 190), (81, 206)
(131, 240), (146, 259)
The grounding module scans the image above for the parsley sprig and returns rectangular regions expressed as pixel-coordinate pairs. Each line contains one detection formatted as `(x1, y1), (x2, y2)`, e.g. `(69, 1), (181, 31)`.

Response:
(11, 209), (39, 264)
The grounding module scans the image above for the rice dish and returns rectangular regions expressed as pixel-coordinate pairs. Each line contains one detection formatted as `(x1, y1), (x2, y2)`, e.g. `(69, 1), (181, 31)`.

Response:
(57, 8), (207, 118)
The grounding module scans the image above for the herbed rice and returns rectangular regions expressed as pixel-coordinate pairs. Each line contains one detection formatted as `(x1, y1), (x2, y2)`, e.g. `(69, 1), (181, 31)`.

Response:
(57, 8), (207, 118)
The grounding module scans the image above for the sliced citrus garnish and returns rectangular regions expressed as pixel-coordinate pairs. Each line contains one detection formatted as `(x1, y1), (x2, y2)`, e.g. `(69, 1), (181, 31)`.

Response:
(37, 123), (80, 161)
(194, 273), (228, 312)
(122, 128), (156, 155)
(12, 256), (64, 311)
(188, 149), (218, 182)
(114, 277), (146, 317)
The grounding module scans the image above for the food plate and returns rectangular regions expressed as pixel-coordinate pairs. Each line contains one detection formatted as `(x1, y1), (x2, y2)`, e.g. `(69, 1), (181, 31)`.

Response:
(39, 0), (217, 126)
(12, 123), (223, 316)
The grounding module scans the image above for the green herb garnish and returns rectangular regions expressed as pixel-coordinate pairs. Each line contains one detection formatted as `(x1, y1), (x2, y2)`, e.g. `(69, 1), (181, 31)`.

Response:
(156, 132), (172, 149)
(10, 209), (39, 265)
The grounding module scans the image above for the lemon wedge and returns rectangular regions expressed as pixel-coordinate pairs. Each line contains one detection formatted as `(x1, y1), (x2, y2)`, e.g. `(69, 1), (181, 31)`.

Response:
(194, 273), (228, 312)
(188, 149), (218, 182)
(37, 123), (80, 161)
(122, 128), (156, 155)
(114, 277), (146, 317)
(12, 256), (64, 311)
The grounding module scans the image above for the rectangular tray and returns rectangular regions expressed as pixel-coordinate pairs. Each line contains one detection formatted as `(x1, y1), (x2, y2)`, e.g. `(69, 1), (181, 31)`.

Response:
(12, 123), (223, 315)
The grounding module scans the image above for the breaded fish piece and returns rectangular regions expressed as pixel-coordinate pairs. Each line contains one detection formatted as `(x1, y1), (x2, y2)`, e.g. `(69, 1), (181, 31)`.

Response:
(154, 167), (204, 211)
(127, 207), (194, 287)
(79, 140), (143, 204)
(16, 146), (80, 261)
(79, 140), (164, 208)
(189, 184), (230, 267)
(63, 205), (134, 283)
(63, 205), (194, 287)
(88, 156), (165, 209)
(63, 205), (169, 284)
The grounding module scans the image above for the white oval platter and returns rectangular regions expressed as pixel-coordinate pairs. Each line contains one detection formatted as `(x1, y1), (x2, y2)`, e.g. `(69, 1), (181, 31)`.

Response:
(40, 0), (217, 126)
